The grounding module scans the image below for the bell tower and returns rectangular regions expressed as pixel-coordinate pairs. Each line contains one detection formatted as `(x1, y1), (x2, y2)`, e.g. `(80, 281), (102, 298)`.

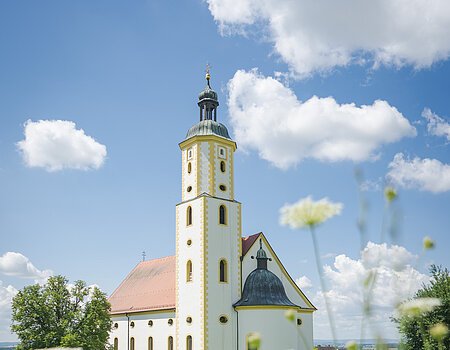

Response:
(175, 70), (241, 350)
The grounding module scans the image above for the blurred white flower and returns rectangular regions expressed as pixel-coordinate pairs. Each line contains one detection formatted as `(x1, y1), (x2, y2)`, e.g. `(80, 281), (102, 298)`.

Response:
(398, 297), (441, 317)
(430, 322), (449, 341)
(345, 341), (358, 350)
(280, 196), (343, 229)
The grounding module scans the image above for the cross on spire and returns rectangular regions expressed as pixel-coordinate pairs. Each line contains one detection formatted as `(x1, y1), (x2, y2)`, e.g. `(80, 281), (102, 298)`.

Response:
(142, 251), (146, 262)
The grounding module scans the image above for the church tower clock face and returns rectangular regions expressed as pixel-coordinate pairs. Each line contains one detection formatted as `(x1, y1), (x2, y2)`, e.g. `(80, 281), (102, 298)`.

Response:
(176, 71), (241, 350)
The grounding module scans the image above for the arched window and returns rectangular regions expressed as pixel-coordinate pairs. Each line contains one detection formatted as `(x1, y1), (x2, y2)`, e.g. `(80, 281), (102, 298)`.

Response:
(220, 161), (226, 173)
(130, 337), (135, 350)
(219, 259), (227, 282)
(168, 336), (174, 350)
(246, 333), (259, 350)
(148, 337), (153, 350)
(114, 338), (118, 350)
(186, 335), (192, 350)
(219, 205), (227, 225)
(186, 260), (193, 282)
(187, 206), (192, 226)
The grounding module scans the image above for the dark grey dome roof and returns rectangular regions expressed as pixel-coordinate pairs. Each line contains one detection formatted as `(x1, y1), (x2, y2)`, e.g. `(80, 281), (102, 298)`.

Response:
(233, 268), (298, 308)
(185, 120), (231, 140)
(198, 86), (218, 101)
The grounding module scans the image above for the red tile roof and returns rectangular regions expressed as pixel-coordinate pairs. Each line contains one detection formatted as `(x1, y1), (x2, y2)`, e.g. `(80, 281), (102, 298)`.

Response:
(242, 232), (261, 256)
(109, 235), (260, 314)
(109, 256), (176, 314)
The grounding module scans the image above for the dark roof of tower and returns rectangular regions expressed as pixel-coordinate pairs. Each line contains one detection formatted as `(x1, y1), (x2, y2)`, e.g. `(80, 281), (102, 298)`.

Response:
(233, 268), (298, 308)
(233, 239), (299, 308)
(198, 85), (218, 101)
(185, 119), (231, 140)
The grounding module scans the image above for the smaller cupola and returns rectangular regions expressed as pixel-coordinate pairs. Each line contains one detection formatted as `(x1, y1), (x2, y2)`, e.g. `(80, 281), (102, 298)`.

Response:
(233, 239), (299, 308)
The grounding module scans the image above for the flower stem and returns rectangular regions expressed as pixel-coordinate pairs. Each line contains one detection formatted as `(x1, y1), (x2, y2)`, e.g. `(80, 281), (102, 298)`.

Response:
(310, 225), (338, 345)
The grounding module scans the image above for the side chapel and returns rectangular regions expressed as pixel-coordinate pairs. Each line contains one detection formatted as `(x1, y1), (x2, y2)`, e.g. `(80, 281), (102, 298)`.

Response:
(108, 71), (316, 350)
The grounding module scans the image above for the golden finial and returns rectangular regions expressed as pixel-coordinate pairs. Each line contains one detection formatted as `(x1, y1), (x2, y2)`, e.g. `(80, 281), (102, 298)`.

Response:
(205, 63), (211, 82)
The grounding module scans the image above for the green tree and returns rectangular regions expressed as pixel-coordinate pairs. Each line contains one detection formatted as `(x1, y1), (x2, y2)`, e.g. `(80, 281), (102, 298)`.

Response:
(394, 265), (450, 350)
(11, 275), (112, 350)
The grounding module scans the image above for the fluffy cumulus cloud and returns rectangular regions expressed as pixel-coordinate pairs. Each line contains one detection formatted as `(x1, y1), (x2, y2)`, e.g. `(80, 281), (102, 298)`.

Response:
(313, 242), (428, 339)
(0, 282), (18, 341)
(228, 70), (416, 169)
(387, 153), (450, 193)
(207, 0), (450, 77)
(17, 120), (107, 172)
(295, 275), (312, 290)
(422, 108), (450, 141)
(0, 252), (53, 282)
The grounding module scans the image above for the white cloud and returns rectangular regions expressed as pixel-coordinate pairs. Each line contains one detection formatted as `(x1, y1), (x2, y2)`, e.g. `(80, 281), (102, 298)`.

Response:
(207, 0), (450, 77)
(0, 282), (17, 342)
(360, 178), (382, 192)
(387, 153), (450, 193)
(422, 108), (450, 141)
(295, 275), (312, 290)
(313, 242), (428, 339)
(0, 252), (53, 282)
(228, 70), (416, 169)
(17, 120), (107, 172)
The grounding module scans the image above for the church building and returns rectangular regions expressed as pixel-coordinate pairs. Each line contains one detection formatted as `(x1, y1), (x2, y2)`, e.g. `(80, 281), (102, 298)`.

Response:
(108, 71), (316, 350)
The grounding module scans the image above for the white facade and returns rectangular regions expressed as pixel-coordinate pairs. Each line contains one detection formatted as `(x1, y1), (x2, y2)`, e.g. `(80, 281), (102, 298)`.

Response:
(109, 80), (315, 350)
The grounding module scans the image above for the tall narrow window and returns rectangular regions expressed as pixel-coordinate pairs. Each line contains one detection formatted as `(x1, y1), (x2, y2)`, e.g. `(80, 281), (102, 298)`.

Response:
(114, 338), (118, 350)
(186, 335), (192, 350)
(187, 206), (192, 226)
(130, 337), (135, 350)
(186, 260), (193, 282)
(219, 205), (227, 225)
(148, 337), (153, 350)
(220, 161), (226, 173)
(168, 336), (174, 350)
(219, 260), (227, 282)
(247, 333), (258, 350)
(187, 162), (192, 173)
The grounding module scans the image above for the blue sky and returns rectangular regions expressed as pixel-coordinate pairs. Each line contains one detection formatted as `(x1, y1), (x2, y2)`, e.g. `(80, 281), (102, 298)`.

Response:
(1, 0), (450, 342)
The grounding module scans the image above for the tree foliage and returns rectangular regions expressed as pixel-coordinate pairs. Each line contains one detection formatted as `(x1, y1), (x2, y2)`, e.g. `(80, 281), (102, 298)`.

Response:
(394, 265), (450, 349)
(11, 275), (112, 350)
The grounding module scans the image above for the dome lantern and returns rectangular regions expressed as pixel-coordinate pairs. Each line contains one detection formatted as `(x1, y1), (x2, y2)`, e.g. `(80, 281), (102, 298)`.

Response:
(198, 65), (219, 122)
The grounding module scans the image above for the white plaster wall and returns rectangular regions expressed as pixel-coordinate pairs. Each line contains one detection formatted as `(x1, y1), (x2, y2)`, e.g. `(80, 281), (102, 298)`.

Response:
(205, 197), (241, 350)
(182, 144), (198, 202)
(109, 311), (176, 350)
(176, 199), (205, 350)
(213, 143), (233, 200)
(238, 309), (298, 350)
(199, 142), (210, 195)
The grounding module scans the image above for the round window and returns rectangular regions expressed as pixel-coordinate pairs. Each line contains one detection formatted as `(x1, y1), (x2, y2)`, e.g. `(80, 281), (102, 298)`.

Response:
(114, 323), (118, 329)
(130, 321), (135, 328)
(187, 186), (192, 192)
(219, 315), (228, 324)
(297, 318), (302, 326)
(148, 320), (153, 327)
(219, 184), (226, 191)
(168, 319), (173, 326)
(187, 239), (192, 246)
(186, 316), (192, 324)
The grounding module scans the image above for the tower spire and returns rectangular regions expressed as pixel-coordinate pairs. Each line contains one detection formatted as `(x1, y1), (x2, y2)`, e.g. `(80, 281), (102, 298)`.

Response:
(205, 63), (211, 88)
(198, 65), (219, 122)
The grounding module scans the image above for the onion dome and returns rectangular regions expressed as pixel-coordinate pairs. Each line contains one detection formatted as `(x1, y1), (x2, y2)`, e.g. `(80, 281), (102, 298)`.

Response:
(233, 240), (299, 308)
(186, 119), (231, 140)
